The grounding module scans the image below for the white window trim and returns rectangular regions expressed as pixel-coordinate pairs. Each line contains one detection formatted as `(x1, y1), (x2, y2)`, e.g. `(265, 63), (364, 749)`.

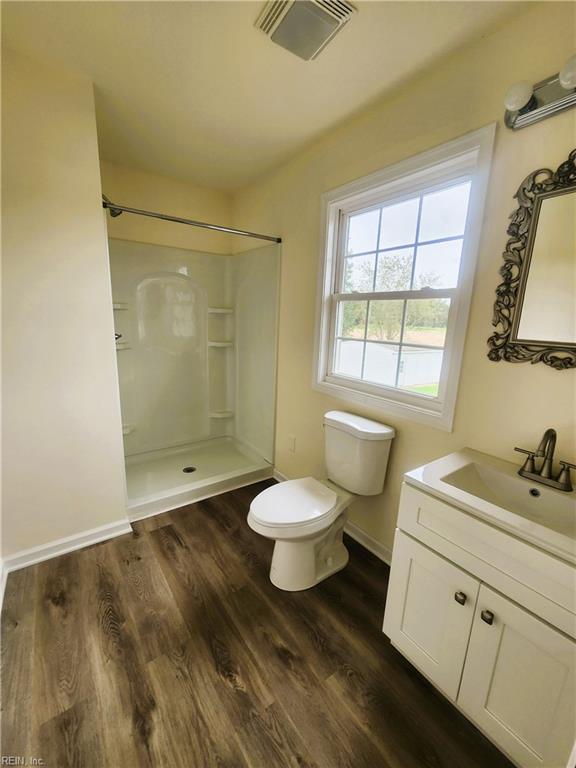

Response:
(313, 124), (496, 432)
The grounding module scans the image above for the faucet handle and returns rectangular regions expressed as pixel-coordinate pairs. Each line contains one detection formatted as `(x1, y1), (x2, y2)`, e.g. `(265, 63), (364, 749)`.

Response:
(515, 447), (536, 474)
(556, 462), (575, 492)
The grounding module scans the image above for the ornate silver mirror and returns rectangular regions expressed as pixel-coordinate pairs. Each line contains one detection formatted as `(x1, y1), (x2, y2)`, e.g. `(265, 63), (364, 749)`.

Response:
(488, 149), (576, 369)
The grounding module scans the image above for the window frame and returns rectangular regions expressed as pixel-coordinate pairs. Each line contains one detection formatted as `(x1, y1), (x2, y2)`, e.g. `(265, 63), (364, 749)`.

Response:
(313, 125), (496, 431)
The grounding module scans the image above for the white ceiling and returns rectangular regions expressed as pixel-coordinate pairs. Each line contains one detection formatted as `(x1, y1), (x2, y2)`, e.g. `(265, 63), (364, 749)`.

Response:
(3, 1), (525, 190)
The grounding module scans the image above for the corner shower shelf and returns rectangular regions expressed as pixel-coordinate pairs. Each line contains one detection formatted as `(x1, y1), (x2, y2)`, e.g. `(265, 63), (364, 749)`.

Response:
(116, 342), (131, 351)
(113, 302), (129, 310)
(208, 307), (234, 315)
(209, 411), (234, 419)
(208, 341), (234, 348)
(122, 424), (135, 436)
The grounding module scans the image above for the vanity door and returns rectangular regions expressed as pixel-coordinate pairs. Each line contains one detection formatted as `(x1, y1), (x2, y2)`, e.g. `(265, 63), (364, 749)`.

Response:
(383, 531), (480, 699)
(458, 585), (576, 768)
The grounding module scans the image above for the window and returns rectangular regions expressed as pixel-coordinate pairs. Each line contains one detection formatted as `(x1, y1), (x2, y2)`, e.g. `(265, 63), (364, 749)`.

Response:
(314, 126), (495, 430)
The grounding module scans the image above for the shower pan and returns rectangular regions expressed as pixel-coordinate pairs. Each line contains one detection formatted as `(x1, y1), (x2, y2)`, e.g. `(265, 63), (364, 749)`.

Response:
(108, 237), (280, 520)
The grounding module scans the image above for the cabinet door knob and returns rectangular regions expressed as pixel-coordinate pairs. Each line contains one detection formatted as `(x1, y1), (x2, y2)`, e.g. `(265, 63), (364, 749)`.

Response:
(481, 609), (494, 625)
(454, 591), (467, 605)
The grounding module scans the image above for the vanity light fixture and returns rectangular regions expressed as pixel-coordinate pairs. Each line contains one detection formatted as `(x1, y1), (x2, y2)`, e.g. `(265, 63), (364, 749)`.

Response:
(504, 81), (535, 113)
(559, 55), (576, 90)
(504, 54), (576, 129)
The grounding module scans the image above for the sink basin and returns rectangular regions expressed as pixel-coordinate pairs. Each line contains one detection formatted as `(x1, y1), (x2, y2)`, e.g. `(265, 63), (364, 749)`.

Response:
(442, 461), (574, 532)
(405, 449), (576, 563)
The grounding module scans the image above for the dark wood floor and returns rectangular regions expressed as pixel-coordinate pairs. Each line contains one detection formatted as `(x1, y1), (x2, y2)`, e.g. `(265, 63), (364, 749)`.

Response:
(1, 480), (514, 768)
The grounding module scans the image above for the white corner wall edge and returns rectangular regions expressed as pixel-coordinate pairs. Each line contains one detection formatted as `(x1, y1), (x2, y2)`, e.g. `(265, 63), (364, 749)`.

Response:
(2, 519), (133, 577)
(566, 739), (576, 768)
(272, 468), (392, 564)
(0, 560), (7, 611)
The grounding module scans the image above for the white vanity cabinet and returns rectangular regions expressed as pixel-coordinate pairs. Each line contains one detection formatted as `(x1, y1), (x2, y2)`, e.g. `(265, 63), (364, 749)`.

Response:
(383, 480), (576, 768)
(459, 585), (575, 768)
(383, 531), (480, 699)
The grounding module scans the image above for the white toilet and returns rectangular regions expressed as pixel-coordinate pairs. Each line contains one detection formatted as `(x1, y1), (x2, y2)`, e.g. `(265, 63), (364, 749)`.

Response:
(247, 410), (395, 591)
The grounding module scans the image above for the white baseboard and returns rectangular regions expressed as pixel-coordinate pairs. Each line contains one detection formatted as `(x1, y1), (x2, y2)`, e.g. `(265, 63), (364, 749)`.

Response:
(2, 518), (133, 577)
(344, 520), (392, 564)
(272, 468), (287, 482)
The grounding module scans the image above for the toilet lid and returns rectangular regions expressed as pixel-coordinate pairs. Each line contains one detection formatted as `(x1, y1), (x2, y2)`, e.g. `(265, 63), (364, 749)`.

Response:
(251, 477), (337, 526)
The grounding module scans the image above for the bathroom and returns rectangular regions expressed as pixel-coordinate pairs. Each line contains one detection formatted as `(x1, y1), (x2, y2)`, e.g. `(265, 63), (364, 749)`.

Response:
(1, 2), (575, 767)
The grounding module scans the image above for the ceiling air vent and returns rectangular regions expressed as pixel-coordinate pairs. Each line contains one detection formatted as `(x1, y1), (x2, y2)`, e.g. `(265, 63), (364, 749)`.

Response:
(255, 0), (356, 61)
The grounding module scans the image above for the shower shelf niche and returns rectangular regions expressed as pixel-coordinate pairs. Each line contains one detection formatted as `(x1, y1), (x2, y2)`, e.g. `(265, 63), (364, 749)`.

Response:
(208, 305), (234, 432)
(209, 411), (234, 419)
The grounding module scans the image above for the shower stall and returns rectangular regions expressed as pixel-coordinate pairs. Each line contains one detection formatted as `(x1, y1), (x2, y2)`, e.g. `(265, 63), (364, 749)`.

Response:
(107, 220), (280, 520)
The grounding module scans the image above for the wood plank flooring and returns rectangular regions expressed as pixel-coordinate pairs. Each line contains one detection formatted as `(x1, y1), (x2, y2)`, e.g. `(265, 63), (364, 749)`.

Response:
(1, 481), (514, 767)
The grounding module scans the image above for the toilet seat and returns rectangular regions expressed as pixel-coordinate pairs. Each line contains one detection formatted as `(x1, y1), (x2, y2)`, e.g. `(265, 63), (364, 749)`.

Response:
(247, 476), (352, 541)
(250, 477), (337, 527)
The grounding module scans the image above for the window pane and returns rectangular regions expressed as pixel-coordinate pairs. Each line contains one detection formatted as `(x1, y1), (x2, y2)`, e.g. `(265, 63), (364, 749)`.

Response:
(347, 209), (380, 255)
(334, 339), (363, 379)
(379, 197), (420, 250)
(397, 347), (444, 397)
(366, 300), (404, 343)
(413, 239), (463, 289)
(343, 253), (376, 292)
(363, 343), (398, 386)
(419, 182), (471, 242)
(337, 301), (367, 339)
(375, 248), (414, 291)
(403, 299), (450, 346)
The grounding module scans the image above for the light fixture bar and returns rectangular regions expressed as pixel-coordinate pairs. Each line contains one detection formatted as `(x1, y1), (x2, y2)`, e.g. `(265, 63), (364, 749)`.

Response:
(505, 73), (576, 130)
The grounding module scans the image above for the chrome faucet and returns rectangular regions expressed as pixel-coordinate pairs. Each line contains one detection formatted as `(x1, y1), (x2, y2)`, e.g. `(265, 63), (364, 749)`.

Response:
(515, 428), (575, 492)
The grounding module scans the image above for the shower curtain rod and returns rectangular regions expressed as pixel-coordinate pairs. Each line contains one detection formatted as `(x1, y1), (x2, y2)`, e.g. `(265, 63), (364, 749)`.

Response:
(102, 195), (282, 243)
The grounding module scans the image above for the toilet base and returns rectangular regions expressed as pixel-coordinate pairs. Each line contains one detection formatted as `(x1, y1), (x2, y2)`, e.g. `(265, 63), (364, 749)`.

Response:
(269, 515), (349, 591)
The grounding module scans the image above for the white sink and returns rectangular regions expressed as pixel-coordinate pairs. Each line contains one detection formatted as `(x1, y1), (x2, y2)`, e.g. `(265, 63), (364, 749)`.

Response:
(405, 449), (576, 563)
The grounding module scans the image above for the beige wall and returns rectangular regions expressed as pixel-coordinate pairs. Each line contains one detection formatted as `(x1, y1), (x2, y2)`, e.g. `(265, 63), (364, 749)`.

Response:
(100, 161), (234, 254)
(1, 49), (128, 557)
(232, 3), (576, 554)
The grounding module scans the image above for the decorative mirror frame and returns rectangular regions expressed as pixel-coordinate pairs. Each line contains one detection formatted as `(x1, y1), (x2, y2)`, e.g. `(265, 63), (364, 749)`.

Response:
(487, 148), (576, 369)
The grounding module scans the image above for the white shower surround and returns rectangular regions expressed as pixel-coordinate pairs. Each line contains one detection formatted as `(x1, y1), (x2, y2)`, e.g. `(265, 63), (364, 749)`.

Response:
(108, 238), (280, 516)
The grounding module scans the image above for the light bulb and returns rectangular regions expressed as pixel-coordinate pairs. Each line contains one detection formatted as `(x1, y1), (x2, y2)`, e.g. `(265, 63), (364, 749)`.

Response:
(559, 55), (576, 90)
(504, 81), (534, 112)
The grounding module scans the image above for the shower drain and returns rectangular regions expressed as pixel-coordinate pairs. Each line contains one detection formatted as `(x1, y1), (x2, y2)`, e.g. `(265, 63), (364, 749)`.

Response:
(182, 466), (197, 473)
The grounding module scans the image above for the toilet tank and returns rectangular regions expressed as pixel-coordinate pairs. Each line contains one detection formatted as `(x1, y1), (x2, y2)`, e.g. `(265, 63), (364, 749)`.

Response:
(323, 411), (395, 496)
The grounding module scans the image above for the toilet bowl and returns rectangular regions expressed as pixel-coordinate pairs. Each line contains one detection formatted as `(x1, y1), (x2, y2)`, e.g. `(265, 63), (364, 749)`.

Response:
(248, 411), (395, 591)
(248, 476), (354, 591)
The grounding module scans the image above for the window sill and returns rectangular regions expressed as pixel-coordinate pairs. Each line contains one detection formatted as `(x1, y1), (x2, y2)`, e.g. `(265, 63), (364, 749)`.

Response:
(312, 376), (454, 431)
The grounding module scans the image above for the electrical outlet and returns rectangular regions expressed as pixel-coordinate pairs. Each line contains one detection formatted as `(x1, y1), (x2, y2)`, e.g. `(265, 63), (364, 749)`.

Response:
(288, 435), (296, 454)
